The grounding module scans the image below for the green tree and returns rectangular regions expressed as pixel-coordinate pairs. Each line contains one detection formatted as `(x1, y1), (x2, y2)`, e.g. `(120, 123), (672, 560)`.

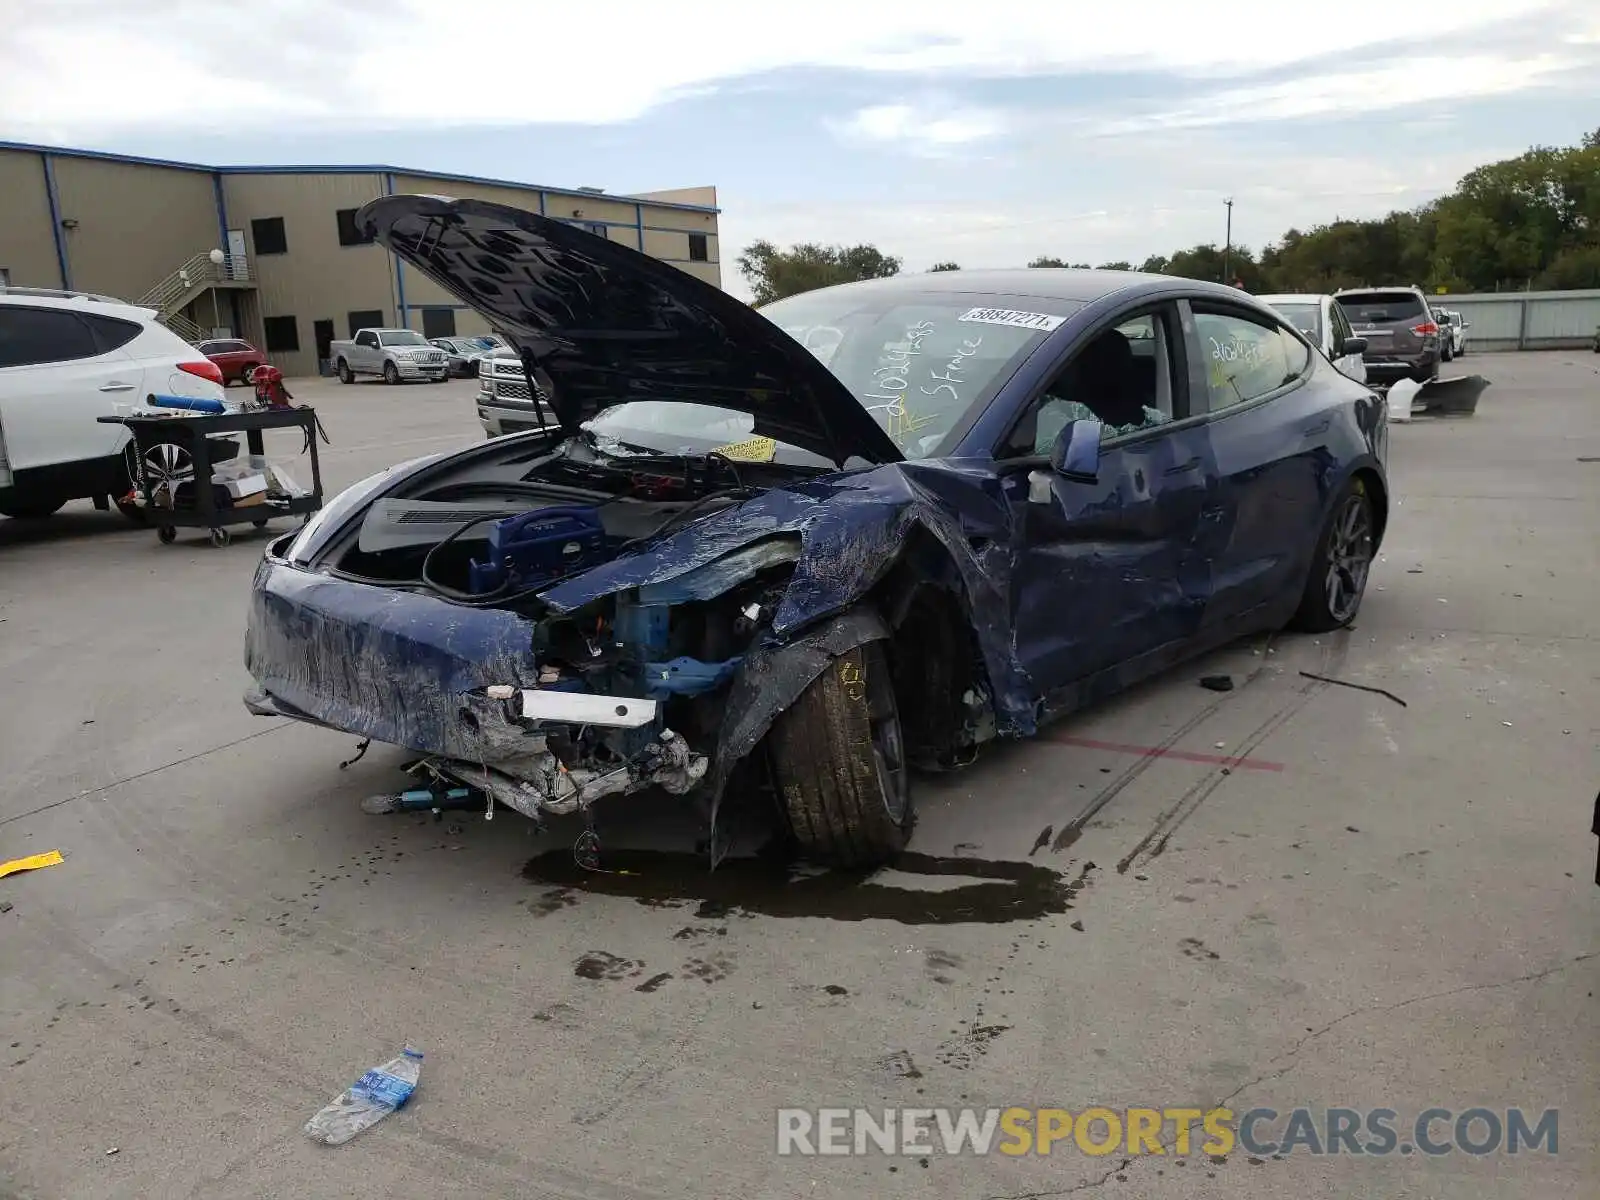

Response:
(1028, 255), (1069, 268)
(736, 240), (901, 304)
(1097, 261), (1133, 271)
(929, 261), (961, 272)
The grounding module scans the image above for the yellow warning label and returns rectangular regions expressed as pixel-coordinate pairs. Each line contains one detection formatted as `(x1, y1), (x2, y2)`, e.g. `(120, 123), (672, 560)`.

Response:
(710, 435), (778, 463)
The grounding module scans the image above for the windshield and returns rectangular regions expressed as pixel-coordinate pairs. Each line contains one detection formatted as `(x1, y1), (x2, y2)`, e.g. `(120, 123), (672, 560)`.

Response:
(755, 290), (1081, 457)
(380, 330), (430, 346)
(1268, 303), (1322, 340)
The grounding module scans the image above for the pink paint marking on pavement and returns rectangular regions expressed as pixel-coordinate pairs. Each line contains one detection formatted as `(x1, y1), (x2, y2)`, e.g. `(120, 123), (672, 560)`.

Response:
(1048, 734), (1287, 773)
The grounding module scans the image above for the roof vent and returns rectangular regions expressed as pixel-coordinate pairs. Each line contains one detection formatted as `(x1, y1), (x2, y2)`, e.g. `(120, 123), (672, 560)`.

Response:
(577, 186), (605, 194)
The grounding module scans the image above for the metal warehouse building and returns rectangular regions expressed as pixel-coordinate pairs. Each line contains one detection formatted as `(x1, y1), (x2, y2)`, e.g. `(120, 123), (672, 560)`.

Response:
(0, 142), (721, 377)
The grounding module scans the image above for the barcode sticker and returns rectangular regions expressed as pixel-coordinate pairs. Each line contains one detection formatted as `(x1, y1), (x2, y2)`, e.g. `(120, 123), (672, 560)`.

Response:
(958, 308), (1065, 332)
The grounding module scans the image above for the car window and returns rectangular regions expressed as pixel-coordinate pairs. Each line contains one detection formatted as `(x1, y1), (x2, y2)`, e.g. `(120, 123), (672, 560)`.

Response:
(1000, 310), (1179, 458)
(1269, 303), (1321, 343)
(1194, 309), (1308, 412)
(82, 313), (142, 354)
(0, 305), (101, 368)
(757, 290), (1083, 459)
(1336, 292), (1424, 323)
(379, 330), (429, 347)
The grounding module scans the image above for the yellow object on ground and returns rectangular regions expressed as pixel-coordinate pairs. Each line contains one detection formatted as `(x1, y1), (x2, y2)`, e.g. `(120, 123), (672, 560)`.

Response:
(710, 435), (778, 463)
(0, 850), (64, 879)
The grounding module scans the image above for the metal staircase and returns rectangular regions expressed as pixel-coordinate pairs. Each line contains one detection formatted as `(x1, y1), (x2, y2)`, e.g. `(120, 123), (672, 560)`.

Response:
(135, 251), (253, 344)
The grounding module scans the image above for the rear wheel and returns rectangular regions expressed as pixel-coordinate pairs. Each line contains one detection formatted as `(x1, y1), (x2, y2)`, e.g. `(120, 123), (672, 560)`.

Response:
(383, 362), (401, 386)
(1291, 478), (1376, 633)
(337, 359), (354, 384)
(241, 363), (260, 384)
(1440, 341), (1454, 363)
(767, 639), (912, 867)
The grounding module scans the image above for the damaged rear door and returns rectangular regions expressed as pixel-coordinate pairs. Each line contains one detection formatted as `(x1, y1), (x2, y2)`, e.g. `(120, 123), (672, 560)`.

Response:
(997, 304), (1213, 690)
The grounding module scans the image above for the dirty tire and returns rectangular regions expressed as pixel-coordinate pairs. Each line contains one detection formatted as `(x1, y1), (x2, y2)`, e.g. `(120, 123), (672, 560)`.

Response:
(337, 359), (354, 384)
(383, 361), (401, 386)
(767, 640), (912, 868)
(1290, 477), (1375, 633)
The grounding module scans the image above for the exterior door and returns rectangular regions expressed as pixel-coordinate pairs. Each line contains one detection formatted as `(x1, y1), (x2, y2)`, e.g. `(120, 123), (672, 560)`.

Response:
(1002, 305), (1215, 690)
(226, 229), (248, 280)
(1327, 299), (1366, 383)
(0, 304), (134, 473)
(1187, 301), (1325, 626)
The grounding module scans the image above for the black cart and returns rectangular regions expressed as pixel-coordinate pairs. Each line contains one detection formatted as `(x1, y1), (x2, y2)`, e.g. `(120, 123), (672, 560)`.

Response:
(98, 406), (325, 547)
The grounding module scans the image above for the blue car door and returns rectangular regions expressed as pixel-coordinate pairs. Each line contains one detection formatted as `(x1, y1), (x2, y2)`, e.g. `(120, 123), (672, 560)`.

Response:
(1183, 300), (1334, 628)
(998, 304), (1217, 694)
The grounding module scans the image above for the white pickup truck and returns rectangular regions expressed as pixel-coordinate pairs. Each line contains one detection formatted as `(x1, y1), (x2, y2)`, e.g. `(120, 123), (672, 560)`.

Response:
(330, 328), (448, 385)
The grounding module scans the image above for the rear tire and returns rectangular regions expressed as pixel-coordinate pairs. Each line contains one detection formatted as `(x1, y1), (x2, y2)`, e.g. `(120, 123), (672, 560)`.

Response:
(1290, 478), (1376, 633)
(1440, 342), (1453, 363)
(241, 363), (260, 384)
(766, 639), (912, 867)
(337, 359), (354, 384)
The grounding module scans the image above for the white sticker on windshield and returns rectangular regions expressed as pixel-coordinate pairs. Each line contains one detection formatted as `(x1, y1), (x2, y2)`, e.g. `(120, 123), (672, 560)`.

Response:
(958, 307), (1065, 332)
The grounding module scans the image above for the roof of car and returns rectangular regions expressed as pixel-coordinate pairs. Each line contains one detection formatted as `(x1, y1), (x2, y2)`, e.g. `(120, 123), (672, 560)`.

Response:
(0, 287), (155, 317)
(785, 268), (1257, 306)
(1257, 293), (1329, 304)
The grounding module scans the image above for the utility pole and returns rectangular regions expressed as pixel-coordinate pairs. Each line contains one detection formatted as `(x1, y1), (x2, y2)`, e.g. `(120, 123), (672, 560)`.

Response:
(1223, 197), (1234, 283)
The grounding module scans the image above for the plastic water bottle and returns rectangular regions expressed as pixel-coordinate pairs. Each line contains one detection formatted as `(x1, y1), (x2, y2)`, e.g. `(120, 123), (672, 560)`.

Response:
(304, 1047), (423, 1145)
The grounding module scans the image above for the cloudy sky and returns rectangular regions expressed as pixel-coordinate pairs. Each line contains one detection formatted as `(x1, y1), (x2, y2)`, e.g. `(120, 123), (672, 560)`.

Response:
(3, 0), (1596, 298)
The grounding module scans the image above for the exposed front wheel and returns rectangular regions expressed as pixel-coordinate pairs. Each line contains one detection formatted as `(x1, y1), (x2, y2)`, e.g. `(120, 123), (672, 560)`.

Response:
(337, 360), (354, 384)
(1291, 479), (1376, 633)
(383, 362), (401, 386)
(766, 639), (912, 867)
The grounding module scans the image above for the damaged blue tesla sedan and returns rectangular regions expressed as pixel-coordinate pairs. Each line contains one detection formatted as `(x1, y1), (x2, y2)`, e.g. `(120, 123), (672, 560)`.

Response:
(244, 195), (1388, 867)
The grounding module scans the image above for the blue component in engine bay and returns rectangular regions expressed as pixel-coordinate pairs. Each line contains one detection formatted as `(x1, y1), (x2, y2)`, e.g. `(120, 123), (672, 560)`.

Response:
(468, 506), (608, 594)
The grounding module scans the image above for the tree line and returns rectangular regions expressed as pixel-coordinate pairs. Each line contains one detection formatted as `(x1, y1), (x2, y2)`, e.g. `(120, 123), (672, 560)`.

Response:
(737, 129), (1600, 303)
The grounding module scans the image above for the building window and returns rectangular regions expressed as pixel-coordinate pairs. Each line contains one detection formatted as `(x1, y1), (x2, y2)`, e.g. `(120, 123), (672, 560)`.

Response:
(336, 209), (375, 247)
(347, 310), (384, 337)
(421, 308), (457, 338)
(251, 217), (288, 255)
(263, 315), (300, 353)
(687, 233), (709, 262)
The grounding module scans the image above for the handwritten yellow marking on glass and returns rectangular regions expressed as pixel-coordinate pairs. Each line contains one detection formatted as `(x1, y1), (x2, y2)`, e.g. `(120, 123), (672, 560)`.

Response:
(710, 435), (778, 463)
(0, 849), (64, 879)
(839, 660), (866, 702)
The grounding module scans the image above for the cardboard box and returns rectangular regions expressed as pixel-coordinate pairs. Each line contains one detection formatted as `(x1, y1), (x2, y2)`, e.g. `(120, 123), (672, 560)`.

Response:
(222, 473), (267, 499)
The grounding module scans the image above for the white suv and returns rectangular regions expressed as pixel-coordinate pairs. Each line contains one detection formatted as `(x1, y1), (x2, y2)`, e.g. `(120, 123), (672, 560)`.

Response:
(0, 289), (233, 520)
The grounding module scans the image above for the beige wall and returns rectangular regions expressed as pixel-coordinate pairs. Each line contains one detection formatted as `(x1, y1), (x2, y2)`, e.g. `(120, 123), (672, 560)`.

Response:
(633, 185), (718, 208)
(52, 157), (217, 303)
(223, 172), (390, 377)
(0, 150), (64, 288)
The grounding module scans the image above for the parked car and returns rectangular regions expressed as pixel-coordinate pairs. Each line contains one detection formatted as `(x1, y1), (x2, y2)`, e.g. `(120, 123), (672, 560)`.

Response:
(0, 287), (239, 520)
(475, 348), (557, 436)
(329, 328), (448, 384)
(1333, 286), (1441, 384)
(243, 195), (1388, 868)
(197, 337), (265, 385)
(1257, 293), (1368, 384)
(1434, 309), (1468, 359)
(429, 337), (494, 378)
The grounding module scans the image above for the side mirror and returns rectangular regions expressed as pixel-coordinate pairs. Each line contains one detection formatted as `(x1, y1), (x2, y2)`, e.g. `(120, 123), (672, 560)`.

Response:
(1340, 336), (1368, 356)
(1050, 418), (1102, 482)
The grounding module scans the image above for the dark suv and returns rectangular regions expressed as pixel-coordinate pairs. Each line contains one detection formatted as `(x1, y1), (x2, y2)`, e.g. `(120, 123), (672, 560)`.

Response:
(1334, 286), (1441, 384)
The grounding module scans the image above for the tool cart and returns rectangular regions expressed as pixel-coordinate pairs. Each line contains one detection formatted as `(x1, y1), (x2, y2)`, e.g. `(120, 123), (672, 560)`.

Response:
(99, 404), (325, 546)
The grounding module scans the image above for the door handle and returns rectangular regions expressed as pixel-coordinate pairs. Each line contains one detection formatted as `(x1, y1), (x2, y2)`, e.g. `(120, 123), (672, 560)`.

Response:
(99, 382), (136, 392)
(1163, 456), (1202, 476)
(1302, 418), (1330, 437)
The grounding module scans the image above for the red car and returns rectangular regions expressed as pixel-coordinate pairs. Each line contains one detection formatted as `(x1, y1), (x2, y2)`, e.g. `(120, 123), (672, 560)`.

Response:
(197, 337), (265, 386)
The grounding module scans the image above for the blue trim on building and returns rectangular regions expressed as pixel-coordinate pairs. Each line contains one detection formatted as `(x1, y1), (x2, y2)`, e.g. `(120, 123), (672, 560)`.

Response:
(385, 172), (409, 327)
(538, 192), (547, 217)
(0, 140), (719, 214)
(40, 153), (71, 289)
(211, 172), (230, 253)
(634, 203), (644, 251)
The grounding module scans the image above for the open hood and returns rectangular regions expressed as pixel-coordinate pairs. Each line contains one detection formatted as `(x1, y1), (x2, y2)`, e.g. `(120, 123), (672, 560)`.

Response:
(357, 195), (903, 466)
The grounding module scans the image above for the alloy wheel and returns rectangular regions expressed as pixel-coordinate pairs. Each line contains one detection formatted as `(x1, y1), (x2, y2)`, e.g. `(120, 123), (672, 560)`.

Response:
(1324, 493), (1374, 624)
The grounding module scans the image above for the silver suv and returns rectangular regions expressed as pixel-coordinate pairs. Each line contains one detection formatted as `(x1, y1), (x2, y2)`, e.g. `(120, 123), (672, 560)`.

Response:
(1333, 286), (1441, 384)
